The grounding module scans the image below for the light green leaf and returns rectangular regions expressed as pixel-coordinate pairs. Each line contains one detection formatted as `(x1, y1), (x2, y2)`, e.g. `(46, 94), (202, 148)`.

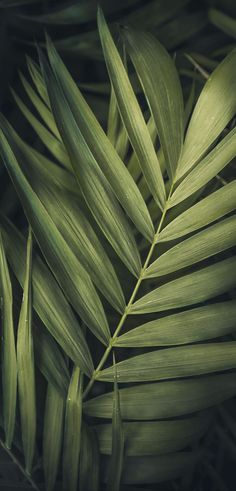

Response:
(84, 372), (236, 420)
(11, 89), (71, 170)
(107, 353), (124, 491)
(97, 8), (166, 209)
(43, 384), (64, 491)
(146, 215), (236, 277)
(35, 324), (69, 398)
(123, 27), (184, 179)
(45, 37), (154, 243)
(94, 413), (209, 455)
(177, 48), (236, 178)
(161, 181), (236, 241)
(0, 214), (94, 377)
(27, 57), (50, 107)
(131, 257), (236, 314)
(79, 424), (100, 491)
(63, 366), (83, 491)
(40, 186), (125, 313)
(171, 127), (236, 206)
(19, 71), (61, 139)
(17, 228), (36, 474)
(0, 233), (17, 449)
(41, 53), (141, 278)
(98, 341), (236, 383)
(116, 301), (236, 347)
(0, 130), (110, 345)
(0, 113), (78, 196)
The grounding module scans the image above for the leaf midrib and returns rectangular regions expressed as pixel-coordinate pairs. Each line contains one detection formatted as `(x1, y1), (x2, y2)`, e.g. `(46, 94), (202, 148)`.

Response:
(82, 183), (175, 400)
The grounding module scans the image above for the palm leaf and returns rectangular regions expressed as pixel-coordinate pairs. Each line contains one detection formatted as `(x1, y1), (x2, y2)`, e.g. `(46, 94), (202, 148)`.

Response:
(0, 234), (17, 449)
(17, 228), (36, 474)
(1, 9), (236, 489)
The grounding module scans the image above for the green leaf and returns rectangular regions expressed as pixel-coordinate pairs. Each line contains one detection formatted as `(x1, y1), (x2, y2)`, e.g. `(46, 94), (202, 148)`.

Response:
(170, 127), (236, 206)
(117, 452), (197, 485)
(63, 366), (83, 491)
(17, 228), (36, 474)
(27, 57), (50, 107)
(0, 129), (110, 345)
(35, 324), (69, 398)
(84, 372), (236, 420)
(107, 353), (124, 491)
(131, 257), (236, 314)
(11, 89), (71, 170)
(177, 49), (236, 178)
(0, 214), (94, 377)
(116, 301), (236, 347)
(0, 113), (78, 196)
(40, 53), (141, 278)
(123, 27), (184, 179)
(19, 71), (61, 140)
(209, 9), (236, 40)
(98, 341), (236, 383)
(97, 8), (166, 209)
(0, 233), (17, 449)
(45, 37), (154, 243)
(146, 215), (236, 278)
(94, 413), (209, 455)
(161, 181), (236, 241)
(79, 424), (100, 491)
(39, 186), (125, 313)
(43, 384), (64, 491)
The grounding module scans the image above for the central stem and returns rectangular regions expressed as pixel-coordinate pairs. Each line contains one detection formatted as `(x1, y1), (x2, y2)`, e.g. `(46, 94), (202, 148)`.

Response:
(83, 194), (172, 400)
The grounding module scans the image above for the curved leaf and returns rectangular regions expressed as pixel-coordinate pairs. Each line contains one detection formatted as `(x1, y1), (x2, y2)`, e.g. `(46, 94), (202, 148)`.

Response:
(0, 233), (17, 449)
(97, 8), (166, 208)
(131, 257), (236, 314)
(177, 48), (236, 178)
(123, 27), (184, 178)
(0, 130), (110, 345)
(146, 215), (236, 277)
(98, 341), (236, 383)
(45, 37), (154, 243)
(161, 181), (236, 241)
(84, 372), (236, 420)
(116, 301), (236, 347)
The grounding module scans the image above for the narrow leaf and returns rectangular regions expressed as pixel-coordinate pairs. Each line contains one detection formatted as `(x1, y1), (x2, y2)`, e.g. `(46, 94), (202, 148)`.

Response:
(171, 127), (236, 206)
(63, 366), (83, 491)
(43, 384), (64, 491)
(95, 413), (209, 455)
(11, 89), (71, 170)
(97, 8), (166, 208)
(40, 53), (141, 277)
(161, 181), (236, 241)
(146, 215), (236, 277)
(107, 353), (124, 491)
(0, 130), (110, 345)
(45, 37), (154, 242)
(116, 301), (236, 347)
(177, 49), (236, 178)
(0, 214), (94, 377)
(131, 257), (236, 314)
(79, 424), (100, 491)
(0, 233), (17, 449)
(17, 228), (36, 473)
(123, 27), (184, 178)
(84, 372), (236, 420)
(98, 341), (236, 383)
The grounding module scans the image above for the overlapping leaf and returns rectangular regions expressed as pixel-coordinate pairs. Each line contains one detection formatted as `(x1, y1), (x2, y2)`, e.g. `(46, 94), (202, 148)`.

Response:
(0, 130), (110, 345)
